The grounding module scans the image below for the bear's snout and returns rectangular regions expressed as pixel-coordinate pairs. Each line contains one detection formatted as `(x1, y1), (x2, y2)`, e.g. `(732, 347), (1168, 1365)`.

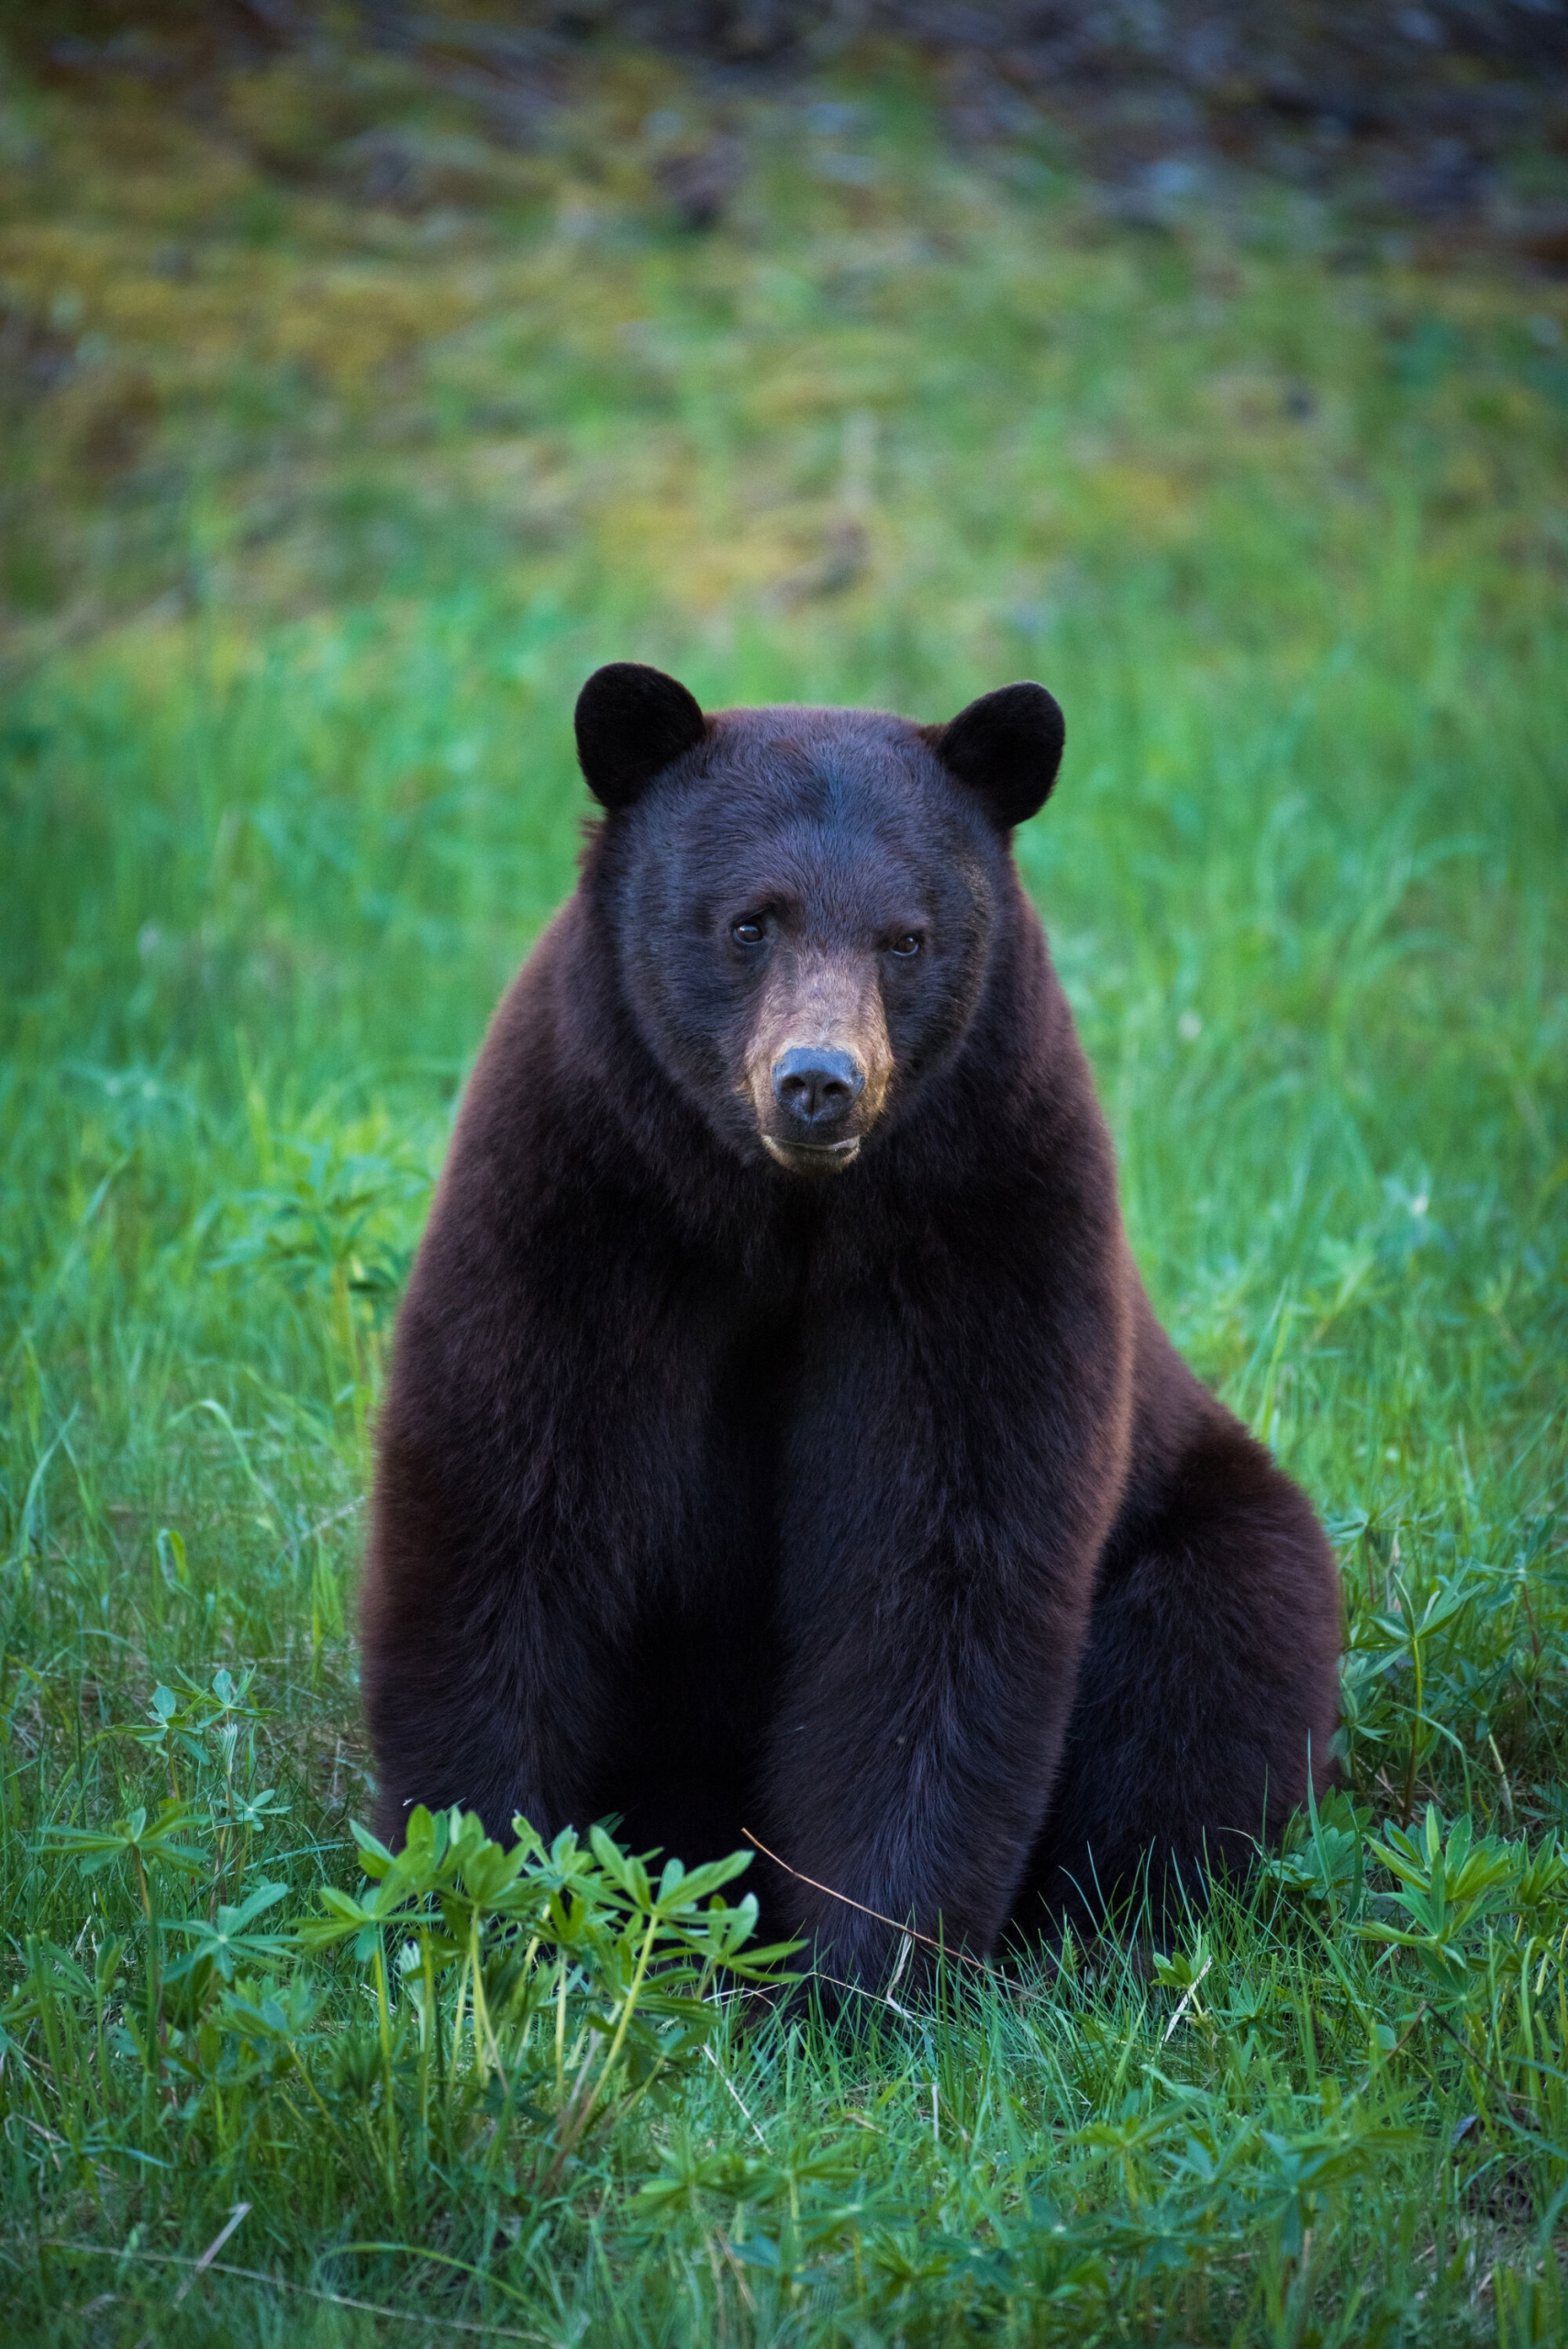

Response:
(745, 948), (893, 1176)
(765, 1047), (865, 1174)
(772, 1046), (864, 1131)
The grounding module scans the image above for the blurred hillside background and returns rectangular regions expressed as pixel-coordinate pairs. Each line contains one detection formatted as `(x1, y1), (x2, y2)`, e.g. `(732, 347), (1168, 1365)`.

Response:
(5, 1), (1568, 656)
(3, 6), (1568, 2345)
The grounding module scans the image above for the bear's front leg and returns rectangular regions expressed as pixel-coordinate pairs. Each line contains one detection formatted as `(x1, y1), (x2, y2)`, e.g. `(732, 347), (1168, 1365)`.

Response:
(760, 1581), (1092, 1990)
(758, 1287), (1128, 1990)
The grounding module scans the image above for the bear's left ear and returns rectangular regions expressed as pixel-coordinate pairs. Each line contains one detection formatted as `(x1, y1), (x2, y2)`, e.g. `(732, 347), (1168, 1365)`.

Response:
(923, 682), (1065, 830)
(574, 662), (709, 810)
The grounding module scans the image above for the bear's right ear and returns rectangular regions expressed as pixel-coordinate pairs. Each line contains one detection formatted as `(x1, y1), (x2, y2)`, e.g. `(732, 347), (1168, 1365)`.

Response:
(923, 681), (1065, 831)
(574, 663), (709, 810)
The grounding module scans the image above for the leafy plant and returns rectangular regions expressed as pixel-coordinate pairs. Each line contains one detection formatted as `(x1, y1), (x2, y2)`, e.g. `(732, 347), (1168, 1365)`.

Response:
(296, 1805), (798, 2189)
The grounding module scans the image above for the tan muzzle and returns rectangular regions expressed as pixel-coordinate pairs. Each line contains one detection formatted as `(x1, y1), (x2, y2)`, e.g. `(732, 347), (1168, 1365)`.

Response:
(743, 950), (894, 1174)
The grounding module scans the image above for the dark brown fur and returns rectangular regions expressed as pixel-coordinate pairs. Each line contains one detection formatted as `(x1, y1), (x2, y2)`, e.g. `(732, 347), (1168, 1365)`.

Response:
(361, 669), (1340, 1986)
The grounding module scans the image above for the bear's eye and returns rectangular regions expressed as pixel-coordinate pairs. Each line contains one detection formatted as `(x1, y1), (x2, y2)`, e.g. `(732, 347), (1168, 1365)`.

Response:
(731, 918), (766, 947)
(890, 933), (922, 958)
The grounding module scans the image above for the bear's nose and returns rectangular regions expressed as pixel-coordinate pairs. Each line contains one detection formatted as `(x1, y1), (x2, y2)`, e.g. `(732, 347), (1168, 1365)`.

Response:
(772, 1046), (865, 1133)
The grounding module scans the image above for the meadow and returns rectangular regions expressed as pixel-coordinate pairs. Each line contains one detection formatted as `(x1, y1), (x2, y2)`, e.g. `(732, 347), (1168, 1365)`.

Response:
(1, 31), (1567, 2346)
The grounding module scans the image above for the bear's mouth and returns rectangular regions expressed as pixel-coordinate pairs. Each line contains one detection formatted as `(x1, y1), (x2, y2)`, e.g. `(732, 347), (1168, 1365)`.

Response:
(762, 1135), (862, 1176)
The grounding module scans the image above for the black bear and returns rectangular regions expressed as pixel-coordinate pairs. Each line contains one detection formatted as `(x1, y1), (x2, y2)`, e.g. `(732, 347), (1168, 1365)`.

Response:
(362, 664), (1340, 1983)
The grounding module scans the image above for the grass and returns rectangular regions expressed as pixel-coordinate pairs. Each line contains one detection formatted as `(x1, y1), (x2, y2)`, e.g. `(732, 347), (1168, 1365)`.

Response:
(2, 29), (1567, 2346)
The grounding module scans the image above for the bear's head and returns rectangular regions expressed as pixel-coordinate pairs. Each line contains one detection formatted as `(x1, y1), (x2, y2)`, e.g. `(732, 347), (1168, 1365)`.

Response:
(575, 663), (1064, 1178)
